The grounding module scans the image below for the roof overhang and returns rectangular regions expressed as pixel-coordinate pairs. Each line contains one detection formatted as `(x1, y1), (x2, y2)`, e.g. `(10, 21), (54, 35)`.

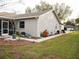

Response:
(0, 16), (39, 20)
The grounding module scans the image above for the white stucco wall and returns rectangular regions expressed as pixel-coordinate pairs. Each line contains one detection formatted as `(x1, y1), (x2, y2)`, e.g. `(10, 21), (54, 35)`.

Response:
(37, 11), (61, 37)
(16, 19), (38, 37)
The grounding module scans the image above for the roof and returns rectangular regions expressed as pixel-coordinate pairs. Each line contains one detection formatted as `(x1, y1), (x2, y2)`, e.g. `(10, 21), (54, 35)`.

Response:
(0, 12), (16, 19)
(0, 11), (48, 19)
(0, 12), (16, 16)
(65, 25), (75, 28)
(14, 11), (48, 18)
(0, 10), (61, 24)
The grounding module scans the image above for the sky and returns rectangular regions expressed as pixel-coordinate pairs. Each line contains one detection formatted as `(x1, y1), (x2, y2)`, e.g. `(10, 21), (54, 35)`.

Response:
(0, 0), (79, 19)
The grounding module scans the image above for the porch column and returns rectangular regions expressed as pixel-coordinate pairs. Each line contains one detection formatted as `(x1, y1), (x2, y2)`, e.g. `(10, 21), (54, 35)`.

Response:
(9, 20), (16, 35)
(13, 20), (16, 34)
(12, 20), (16, 39)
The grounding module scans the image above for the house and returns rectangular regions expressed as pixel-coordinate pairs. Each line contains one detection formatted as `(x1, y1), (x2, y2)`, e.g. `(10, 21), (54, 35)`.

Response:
(64, 25), (75, 31)
(0, 10), (61, 38)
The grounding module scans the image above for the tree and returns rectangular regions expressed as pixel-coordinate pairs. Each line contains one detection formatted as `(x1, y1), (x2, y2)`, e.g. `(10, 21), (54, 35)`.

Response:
(65, 21), (75, 26)
(53, 3), (72, 20)
(34, 1), (53, 12)
(25, 7), (32, 13)
(32, 1), (72, 21)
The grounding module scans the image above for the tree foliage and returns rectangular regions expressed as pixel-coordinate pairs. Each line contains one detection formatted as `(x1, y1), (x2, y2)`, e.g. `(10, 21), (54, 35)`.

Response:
(25, 7), (32, 13)
(75, 18), (79, 24)
(53, 3), (72, 20)
(26, 1), (72, 21)
(34, 1), (52, 12)
(65, 21), (75, 26)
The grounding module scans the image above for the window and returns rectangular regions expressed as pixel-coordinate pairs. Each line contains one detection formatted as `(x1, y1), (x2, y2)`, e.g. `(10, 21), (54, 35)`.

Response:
(19, 21), (25, 28)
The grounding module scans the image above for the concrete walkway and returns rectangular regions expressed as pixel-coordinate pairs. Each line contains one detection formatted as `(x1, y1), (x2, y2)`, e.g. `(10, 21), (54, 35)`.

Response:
(20, 31), (71, 43)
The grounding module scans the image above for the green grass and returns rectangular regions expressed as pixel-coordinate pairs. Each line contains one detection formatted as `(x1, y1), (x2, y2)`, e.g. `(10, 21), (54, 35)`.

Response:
(0, 32), (79, 59)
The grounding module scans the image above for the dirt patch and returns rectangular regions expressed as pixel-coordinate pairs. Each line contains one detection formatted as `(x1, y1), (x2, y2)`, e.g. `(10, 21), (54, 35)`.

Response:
(0, 39), (36, 45)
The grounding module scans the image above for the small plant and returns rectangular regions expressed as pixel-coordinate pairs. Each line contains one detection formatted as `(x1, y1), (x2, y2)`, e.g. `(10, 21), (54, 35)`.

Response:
(16, 31), (21, 40)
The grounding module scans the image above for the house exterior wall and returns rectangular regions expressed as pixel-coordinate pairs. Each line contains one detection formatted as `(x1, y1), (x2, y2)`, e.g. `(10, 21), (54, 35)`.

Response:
(37, 11), (61, 37)
(60, 24), (64, 30)
(16, 19), (38, 37)
(15, 11), (61, 37)
(67, 28), (74, 31)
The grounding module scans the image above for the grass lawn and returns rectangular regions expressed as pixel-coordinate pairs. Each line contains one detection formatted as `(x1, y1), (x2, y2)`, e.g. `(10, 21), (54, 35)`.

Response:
(0, 32), (79, 59)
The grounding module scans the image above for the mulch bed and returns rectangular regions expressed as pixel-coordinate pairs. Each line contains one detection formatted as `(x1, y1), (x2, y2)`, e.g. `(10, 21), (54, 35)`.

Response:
(0, 39), (36, 45)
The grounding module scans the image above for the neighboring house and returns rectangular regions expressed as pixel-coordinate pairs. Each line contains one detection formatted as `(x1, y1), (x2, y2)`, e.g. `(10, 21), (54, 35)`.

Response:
(0, 10), (61, 37)
(64, 25), (75, 31)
